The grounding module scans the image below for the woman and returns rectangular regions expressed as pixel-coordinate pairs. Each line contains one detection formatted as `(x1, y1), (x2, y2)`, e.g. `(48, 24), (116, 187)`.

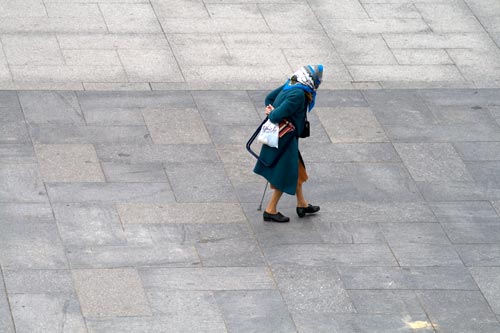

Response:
(253, 65), (323, 223)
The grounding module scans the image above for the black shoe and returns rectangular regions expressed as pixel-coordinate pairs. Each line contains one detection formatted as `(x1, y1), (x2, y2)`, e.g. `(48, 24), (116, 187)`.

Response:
(263, 211), (290, 223)
(296, 204), (320, 218)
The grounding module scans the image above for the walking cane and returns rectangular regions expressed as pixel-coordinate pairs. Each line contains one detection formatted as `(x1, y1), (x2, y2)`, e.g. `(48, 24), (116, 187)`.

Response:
(257, 182), (269, 211)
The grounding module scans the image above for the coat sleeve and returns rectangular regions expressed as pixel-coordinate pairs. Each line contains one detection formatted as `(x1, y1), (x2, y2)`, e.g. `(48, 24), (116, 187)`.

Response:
(264, 85), (285, 106)
(268, 90), (305, 124)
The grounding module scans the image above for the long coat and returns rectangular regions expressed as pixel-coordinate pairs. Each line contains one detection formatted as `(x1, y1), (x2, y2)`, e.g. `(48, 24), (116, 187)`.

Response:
(253, 85), (308, 195)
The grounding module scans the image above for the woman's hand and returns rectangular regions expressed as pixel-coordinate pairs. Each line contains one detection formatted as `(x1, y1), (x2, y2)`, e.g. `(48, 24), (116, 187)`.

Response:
(265, 104), (274, 115)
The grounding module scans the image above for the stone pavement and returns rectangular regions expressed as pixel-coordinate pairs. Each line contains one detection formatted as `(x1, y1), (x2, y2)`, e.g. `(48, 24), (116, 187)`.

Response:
(0, 0), (500, 90)
(2, 88), (500, 332)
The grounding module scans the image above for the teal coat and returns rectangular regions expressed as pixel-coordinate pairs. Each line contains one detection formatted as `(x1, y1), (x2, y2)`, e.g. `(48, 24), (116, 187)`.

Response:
(253, 85), (308, 195)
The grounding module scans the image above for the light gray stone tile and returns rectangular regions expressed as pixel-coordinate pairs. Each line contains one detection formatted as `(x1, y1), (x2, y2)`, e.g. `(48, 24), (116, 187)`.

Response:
(0, 17), (107, 33)
(62, 49), (121, 66)
(322, 18), (430, 34)
(168, 34), (229, 66)
(30, 125), (151, 144)
(83, 108), (145, 126)
(290, 143), (400, 163)
(309, 0), (368, 18)
(118, 49), (184, 82)
(116, 203), (246, 224)
(3, 269), (74, 294)
(416, 3), (484, 33)
(467, 161), (500, 184)
(226, 48), (289, 67)
(140, 267), (275, 291)
(457, 244), (500, 266)
(0, 0), (46, 18)
(53, 203), (126, 247)
(418, 88), (500, 106)
(99, 3), (161, 33)
(10, 65), (127, 82)
(10, 294), (86, 333)
(0, 144), (36, 163)
(470, 267), (500, 314)
(0, 164), (48, 203)
(67, 244), (199, 268)
(182, 65), (290, 84)
(214, 290), (296, 333)
(18, 91), (84, 125)
(0, 203), (53, 222)
(331, 34), (397, 65)
(380, 223), (450, 245)
(0, 122), (30, 144)
(339, 266), (478, 290)
(283, 49), (352, 82)
(35, 144), (105, 182)
(316, 107), (388, 143)
(315, 222), (385, 244)
(348, 64), (464, 81)
(207, 123), (258, 146)
(77, 90), (194, 109)
(348, 290), (425, 314)
(222, 33), (332, 50)
(160, 17), (269, 33)
(0, 270), (14, 333)
(83, 82), (151, 91)
(394, 143), (472, 181)
(265, 244), (398, 267)
(272, 265), (354, 314)
(363, 3), (421, 18)
(46, 182), (173, 203)
(45, 2), (102, 18)
(165, 162), (237, 202)
(1, 35), (63, 66)
(102, 162), (166, 182)
(57, 33), (170, 50)
(392, 49), (453, 65)
(383, 33), (497, 49)
(205, 3), (261, 18)
(442, 223), (500, 244)
(73, 268), (151, 317)
(143, 108), (211, 144)
(417, 180), (487, 201)
(416, 290), (500, 332)
(430, 104), (496, 124)
(196, 238), (265, 267)
(429, 201), (500, 223)
(260, 4), (323, 32)
(390, 243), (463, 266)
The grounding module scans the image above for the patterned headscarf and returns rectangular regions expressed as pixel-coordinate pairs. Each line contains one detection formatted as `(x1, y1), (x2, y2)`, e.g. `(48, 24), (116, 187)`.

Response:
(283, 65), (323, 111)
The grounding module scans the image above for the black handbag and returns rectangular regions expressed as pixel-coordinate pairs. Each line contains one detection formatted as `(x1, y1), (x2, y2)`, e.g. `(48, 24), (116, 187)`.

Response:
(300, 120), (310, 138)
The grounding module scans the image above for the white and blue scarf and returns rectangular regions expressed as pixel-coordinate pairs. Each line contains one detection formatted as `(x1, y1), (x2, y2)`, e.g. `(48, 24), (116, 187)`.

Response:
(282, 64), (323, 111)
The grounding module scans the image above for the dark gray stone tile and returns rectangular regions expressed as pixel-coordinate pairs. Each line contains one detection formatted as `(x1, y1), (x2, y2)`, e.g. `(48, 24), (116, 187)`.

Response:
(96, 143), (219, 164)
(416, 181), (487, 201)
(53, 203), (127, 247)
(315, 90), (368, 108)
(299, 142), (400, 163)
(0, 144), (36, 163)
(315, 222), (385, 244)
(0, 271), (14, 333)
(18, 91), (85, 125)
(339, 266), (478, 290)
(10, 294), (86, 333)
(67, 244), (200, 269)
(147, 290), (222, 320)
(348, 290), (425, 315)
(390, 243), (463, 266)
(0, 164), (48, 203)
(247, 90), (268, 108)
(418, 88), (500, 106)
(77, 90), (195, 109)
(384, 123), (500, 142)
(456, 245), (500, 266)
(140, 267), (275, 291)
(272, 265), (354, 314)
(0, 91), (20, 109)
(379, 223), (450, 245)
(467, 161), (500, 183)
(102, 162), (167, 182)
(83, 108), (145, 126)
(196, 238), (265, 267)
(29, 124), (152, 144)
(46, 182), (174, 203)
(293, 313), (433, 333)
(3, 269), (74, 294)
(442, 223), (500, 244)
(206, 123), (257, 147)
(416, 290), (500, 332)
(454, 142), (500, 161)
(0, 203), (53, 222)
(264, 244), (397, 267)
(0, 122), (30, 144)
(430, 105), (496, 125)
(469, 267), (500, 315)
(165, 162), (237, 202)
(214, 290), (296, 333)
(0, 106), (24, 122)
(429, 201), (500, 223)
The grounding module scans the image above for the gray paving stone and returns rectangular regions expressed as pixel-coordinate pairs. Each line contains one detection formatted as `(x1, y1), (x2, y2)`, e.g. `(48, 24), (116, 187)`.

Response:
(339, 266), (478, 290)
(265, 244), (398, 267)
(456, 244), (500, 266)
(96, 143), (219, 164)
(165, 162), (237, 202)
(73, 268), (151, 317)
(392, 49), (453, 65)
(391, 243), (464, 266)
(260, 4), (323, 33)
(348, 64), (464, 82)
(293, 313), (433, 333)
(310, 0), (368, 19)
(0, 122), (30, 144)
(10, 65), (126, 83)
(418, 88), (500, 106)
(0, 164), (48, 203)
(0, 91), (21, 111)
(205, 3), (261, 18)
(169, 34), (229, 66)
(3, 269), (74, 294)
(0, 203), (53, 222)
(469, 267), (500, 314)
(206, 124), (259, 147)
(315, 90), (368, 108)
(416, 181), (487, 201)
(102, 162), (167, 182)
(77, 90), (194, 109)
(53, 203), (126, 247)
(272, 265), (354, 314)
(10, 294), (86, 333)
(18, 91), (84, 125)
(57, 33), (170, 50)
(363, 3), (422, 19)
(394, 143), (473, 182)
(331, 34), (397, 65)
(117, 202), (246, 224)
(152, 0), (209, 19)
(140, 267), (275, 291)
(44, 3), (102, 19)
(67, 244), (199, 269)
(0, 106), (23, 123)
(99, 3), (161, 33)
(0, 144), (36, 163)
(142, 108), (211, 144)
(160, 17), (269, 34)
(429, 201), (500, 223)
(118, 49), (184, 82)
(316, 107), (388, 143)
(0, 270), (14, 333)
(294, 143), (401, 163)
(416, 290), (500, 332)
(62, 49), (121, 66)
(1, 35), (64, 66)
(322, 18), (430, 34)
(46, 182), (174, 203)
(35, 144), (105, 182)
(383, 33), (497, 49)
(467, 161), (500, 184)
(348, 290), (425, 315)
(83, 82), (151, 91)
(379, 223), (450, 245)
(196, 238), (265, 267)
(442, 223), (500, 244)
(315, 222), (385, 244)
(430, 104), (496, 125)
(29, 124), (152, 144)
